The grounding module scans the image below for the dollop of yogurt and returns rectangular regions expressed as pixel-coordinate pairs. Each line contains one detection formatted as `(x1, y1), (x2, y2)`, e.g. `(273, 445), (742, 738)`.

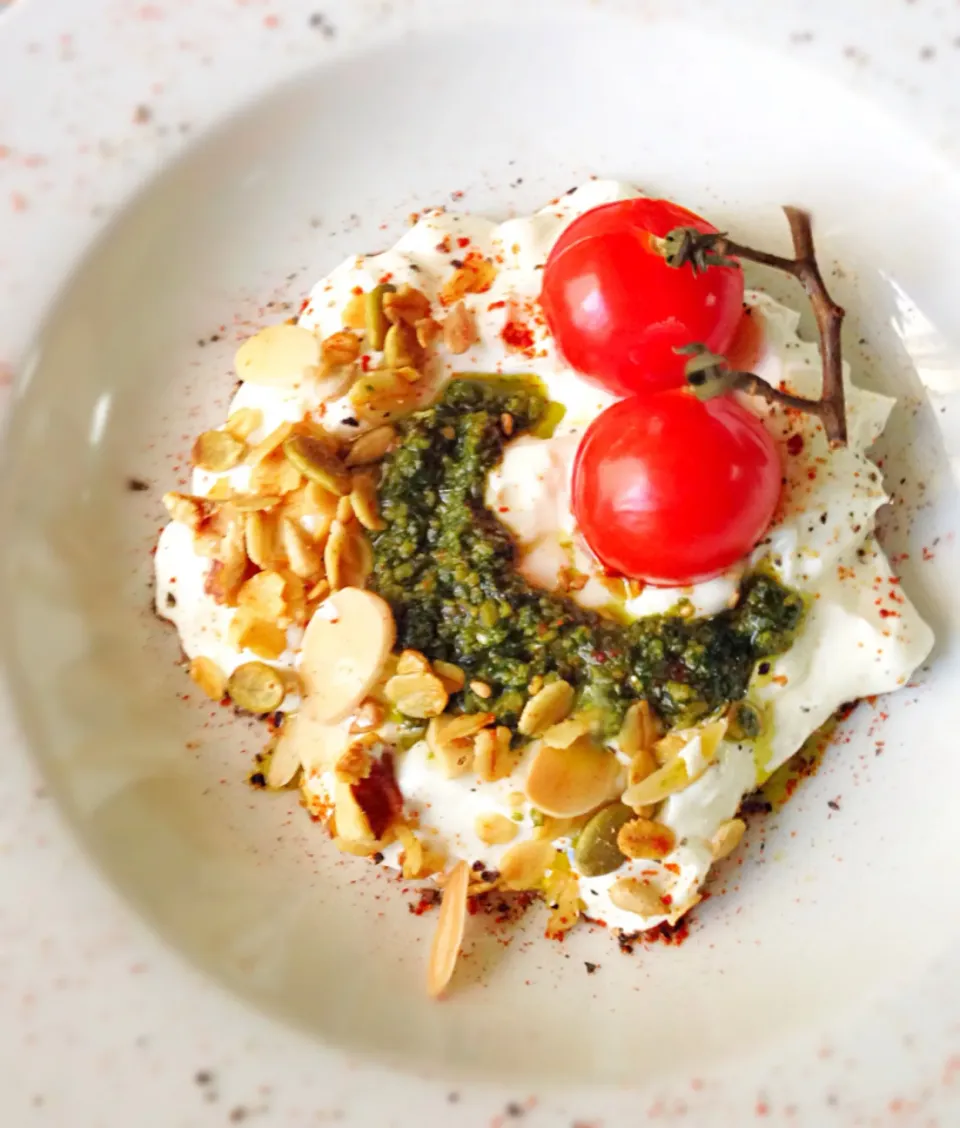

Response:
(155, 181), (934, 936)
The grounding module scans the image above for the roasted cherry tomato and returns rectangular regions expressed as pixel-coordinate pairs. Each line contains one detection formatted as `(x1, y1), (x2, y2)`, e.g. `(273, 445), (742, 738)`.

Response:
(541, 198), (744, 396)
(571, 391), (781, 584)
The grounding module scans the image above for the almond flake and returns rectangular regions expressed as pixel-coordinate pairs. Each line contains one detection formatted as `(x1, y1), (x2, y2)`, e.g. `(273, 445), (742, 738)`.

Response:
(335, 741), (373, 785)
(475, 812), (518, 846)
(397, 649), (431, 675)
(540, 716), (589, 749)
(711, 817), (746, 861)
(342, 292), (367, 330)
(321, 330), (362, 370)
(163, 491), (213, 531)
(415, 316), (443, 348)
(525, 736), (621, 818)
(518, 680), (574, 737)
(618, 700), (660, 757)
(225, 407), (264, 442)
(235, 324), (321, 388)
(245, 421), (296, 466)
(244, 510), (279, 570)
(281, 516), (323, 580)
(237, 569), (287, 622)
(265, 721), (302, 788)
(228, 608), (288, 660)
(427, 860), (469, 998)
(250, 449), (303, 496)
(433, 661), (466, 693)
(192, 429), (245, 473)
(350, 472), (385, 532)
(383, 284), (431, 327)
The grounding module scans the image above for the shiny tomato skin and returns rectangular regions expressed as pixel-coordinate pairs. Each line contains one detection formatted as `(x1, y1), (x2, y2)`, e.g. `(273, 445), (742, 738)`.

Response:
(571, 392), (781, 585)
(541, 198), (744, 396)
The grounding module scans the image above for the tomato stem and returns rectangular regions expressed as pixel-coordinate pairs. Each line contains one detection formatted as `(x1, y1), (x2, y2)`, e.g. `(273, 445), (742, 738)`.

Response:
(664, 210), (847, 448)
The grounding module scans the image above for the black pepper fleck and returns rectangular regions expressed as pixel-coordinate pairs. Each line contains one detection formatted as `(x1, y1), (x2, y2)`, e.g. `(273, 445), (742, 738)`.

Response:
(342, 416), (360, 427)
(505, 1101), (525, 1117)
(165, 592), (177, 608)
(126, 477), (150, 492)
(450, 258), (464, 269)
(372, 851), (384, 864)
(584, 961), (599, 975)
(827, 799), (840, 811)
(250, 772), (267, 789)
(758, 661), (771, 676)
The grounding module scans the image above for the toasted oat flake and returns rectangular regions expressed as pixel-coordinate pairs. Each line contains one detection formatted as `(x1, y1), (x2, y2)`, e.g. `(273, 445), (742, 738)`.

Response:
(244, 510), (278, 569)
(225, 407), (264, 442)
(518, 680), (574, 737)
(540, 716), (589, 749)
(281, 517), (323, 580)
(618, 700), (660, 757)
(427, 860), (469, 998)
(711, 817), (746, 860)
(324, 520), (349, 591)
(205, 520), (247, 605)
(348, 368), (420, 424)
(499, 840), (556, 891)
(335, 741), (373, 785)
(397, 649), (431, 675)
(245, 421), (296, 466)
(415, 316), (442, 348)
(475, 812), (518, 846)
(163, 491), (212, 531)
(349, 699), (384, 734)
(442, 301), (477, 355)
(192, 429), (245, 473)
(238, 569), (287, 622)
(249, 450), (303, 497)
(188, 656), (227, 701)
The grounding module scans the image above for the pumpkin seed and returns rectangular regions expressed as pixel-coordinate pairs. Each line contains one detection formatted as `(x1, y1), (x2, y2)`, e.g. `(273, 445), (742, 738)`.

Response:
(282, 434), (351, 496)
(227, 661), (286, 714)
(574, 802), (634, 877)
(727, 701), (762, 741)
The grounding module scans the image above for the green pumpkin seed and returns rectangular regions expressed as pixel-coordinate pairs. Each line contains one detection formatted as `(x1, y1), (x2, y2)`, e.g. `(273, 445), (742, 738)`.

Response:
(727, 701), (762, 741)
(574, 802), (634, 877)
(282, 434), (352, 496)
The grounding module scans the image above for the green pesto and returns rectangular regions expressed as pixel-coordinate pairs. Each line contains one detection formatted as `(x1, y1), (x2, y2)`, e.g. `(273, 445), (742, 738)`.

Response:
(370, 378), (804, 731)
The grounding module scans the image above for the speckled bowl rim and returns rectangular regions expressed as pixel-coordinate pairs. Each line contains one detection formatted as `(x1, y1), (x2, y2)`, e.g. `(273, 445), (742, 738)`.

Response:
(3, 1), (960, 1124)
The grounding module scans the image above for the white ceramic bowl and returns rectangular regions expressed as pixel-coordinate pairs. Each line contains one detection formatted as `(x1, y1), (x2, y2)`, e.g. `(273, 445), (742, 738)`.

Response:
(3, 1), (960, 1123)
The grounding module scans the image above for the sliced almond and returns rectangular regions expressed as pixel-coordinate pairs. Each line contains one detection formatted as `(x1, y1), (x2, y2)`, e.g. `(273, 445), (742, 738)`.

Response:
(474, 726), (514, 783)
(237, 569), (287, 622)
(427, 860), (469, 999)
(192, 429), (245, 473)
(265, 721), (302, 789)
(384, 672), (449, 719)
(345, 424), (397, 467)
(617, 817), (676, 861)
(228, 609), (288, 661)
(518, 680), (574, 737)
(350, 473), (385, 532)
(624, 721), (726, 808)
(711, 817), (746, 861)
(340, 525), (373, 589)
(499, 840), (556, 891)
(235, 324), (321, 387)
(249, 451), (303, 497)
(609, 876), (667, 918)
(298, 588), (396, 724)
(188, 656), (227, 701)
(433, 661), (466, 694)
(204, 519), (247, 605)
(283, 704), (351, 776)
(333, 778), (374, 843)
(524, 735), (621, 818)
(475, 812), (518, 846)
(225, 406), (263, 442)
(324, 519), (349, 591)
(617, 700), (660, 757)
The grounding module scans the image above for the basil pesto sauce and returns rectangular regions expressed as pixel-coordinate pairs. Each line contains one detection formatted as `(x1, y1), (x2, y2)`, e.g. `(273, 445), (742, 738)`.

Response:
(371, 379), (803, 730)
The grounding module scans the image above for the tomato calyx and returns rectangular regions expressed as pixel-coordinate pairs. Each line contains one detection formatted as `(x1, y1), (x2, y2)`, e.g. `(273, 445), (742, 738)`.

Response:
(658, 209), (850, 449)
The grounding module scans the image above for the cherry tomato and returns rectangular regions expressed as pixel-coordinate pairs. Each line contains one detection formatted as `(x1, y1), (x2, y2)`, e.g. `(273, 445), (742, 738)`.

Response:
(541, 198), (744, 396)
(571, 391), (781, 584)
